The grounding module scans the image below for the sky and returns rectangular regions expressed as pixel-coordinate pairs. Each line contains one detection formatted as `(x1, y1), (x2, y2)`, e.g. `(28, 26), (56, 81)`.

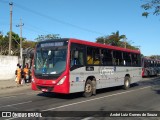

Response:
(0, 0), (160, 56)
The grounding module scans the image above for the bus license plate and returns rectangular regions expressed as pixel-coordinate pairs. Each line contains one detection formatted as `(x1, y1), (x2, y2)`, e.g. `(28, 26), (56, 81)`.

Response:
(42, 88), (48, 92)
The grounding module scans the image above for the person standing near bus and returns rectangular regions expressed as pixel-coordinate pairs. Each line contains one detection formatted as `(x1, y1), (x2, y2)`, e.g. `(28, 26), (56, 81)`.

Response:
(23, 63), (30, 83)
(15, 64), (22, 85)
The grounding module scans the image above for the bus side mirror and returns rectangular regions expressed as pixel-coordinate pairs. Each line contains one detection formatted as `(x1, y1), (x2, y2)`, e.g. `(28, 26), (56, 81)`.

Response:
(74, 51), (79, 59)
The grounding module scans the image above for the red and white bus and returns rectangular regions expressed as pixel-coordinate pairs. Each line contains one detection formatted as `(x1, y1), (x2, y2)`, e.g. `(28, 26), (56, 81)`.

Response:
(32, 38), (142, 97)
(142, 57), (160, 77)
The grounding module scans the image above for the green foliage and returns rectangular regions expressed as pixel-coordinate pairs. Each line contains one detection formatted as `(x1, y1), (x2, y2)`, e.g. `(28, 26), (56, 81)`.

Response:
(96, 31), (125, 46)
(149, 55), (160, 59)
(141, 0), (160, 17)
(0, 32), (62, 55)
(0, 31), (36, 55)
(142, 12), (149, 18)
(23, 40), (37, 49)
(35, 34), (61, 42)
(96, 31), (138, 50)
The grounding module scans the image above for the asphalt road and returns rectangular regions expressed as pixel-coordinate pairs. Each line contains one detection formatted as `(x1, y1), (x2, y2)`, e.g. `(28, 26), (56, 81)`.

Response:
(0, 77), (160, 120)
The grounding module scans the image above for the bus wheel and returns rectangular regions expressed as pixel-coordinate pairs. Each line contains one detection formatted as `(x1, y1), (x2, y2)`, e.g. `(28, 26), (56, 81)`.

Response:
(83, 80), (93, 97)
(123, 76), (130, 90)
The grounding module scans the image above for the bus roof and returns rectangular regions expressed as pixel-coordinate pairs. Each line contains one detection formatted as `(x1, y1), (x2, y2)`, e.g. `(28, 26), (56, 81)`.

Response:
(69, 38), (141, 54)
(37, 38), (141, 54)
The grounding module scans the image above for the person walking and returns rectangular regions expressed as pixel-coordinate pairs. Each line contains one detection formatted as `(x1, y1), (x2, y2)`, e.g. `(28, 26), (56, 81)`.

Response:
(15, 64), (22, 85)
(23, 63), (30, 83)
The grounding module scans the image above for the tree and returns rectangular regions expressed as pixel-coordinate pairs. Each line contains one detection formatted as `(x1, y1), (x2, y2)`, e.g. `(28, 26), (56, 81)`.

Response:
(6, 31), (21, 49)
(0, 32), (9, 55)
(96, 31), (126, 47)
(0, 31), (27, 55)
(149, 55), (160, 59)
(35, 34), (61, 42)
(141, 0), (160, 18)
(96, 31), (138, 50)
(22, 40), (36, 49)
(109, 31), (126, 46)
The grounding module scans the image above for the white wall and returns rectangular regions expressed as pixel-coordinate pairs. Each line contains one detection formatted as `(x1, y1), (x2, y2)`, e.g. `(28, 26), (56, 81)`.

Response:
(0, 55), (18, 80)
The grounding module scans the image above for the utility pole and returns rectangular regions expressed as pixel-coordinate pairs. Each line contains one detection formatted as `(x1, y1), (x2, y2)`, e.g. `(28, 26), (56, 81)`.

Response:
(16, 19), (24, 60)
(9, 2), (13, 55)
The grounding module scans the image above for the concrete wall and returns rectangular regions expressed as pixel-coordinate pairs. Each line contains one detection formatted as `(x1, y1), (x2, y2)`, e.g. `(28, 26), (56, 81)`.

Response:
(0, 55), (18, 80)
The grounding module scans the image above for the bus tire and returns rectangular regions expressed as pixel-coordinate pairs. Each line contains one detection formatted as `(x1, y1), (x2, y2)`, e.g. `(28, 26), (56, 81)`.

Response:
(83, 80), (93, 97)
(123, 76), (130, 90)
(92, 79), (96, 96)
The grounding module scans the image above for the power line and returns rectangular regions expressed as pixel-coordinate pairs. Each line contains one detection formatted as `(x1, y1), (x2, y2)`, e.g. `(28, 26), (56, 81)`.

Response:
(25, 24), (53, 34)
(12, 2), (105, 36)
(1, 0), (105, 37)
(24, 26), (46, 35)
(0, 22), (56, 35)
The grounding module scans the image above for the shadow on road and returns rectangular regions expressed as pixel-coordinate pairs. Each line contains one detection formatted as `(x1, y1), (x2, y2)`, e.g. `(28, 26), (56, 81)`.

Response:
(36, 83), (139, 99)
(155, 90), (160, 94)
(138, 76), (160, 86)
(143, 76), (160, 95)
(37, 92), (82, 99)
(151, 85), (160, 95)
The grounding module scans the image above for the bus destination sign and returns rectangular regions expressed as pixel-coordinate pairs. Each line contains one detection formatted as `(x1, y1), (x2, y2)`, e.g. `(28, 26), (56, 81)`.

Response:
(41, 42), (64, 47)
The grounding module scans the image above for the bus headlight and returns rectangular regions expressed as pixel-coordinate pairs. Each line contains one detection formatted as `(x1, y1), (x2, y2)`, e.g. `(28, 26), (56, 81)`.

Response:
(57, 76), (66, 85)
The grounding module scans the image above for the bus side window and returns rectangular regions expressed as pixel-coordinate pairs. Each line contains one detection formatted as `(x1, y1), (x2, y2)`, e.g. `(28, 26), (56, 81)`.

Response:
(123, 60), (126, 65)
(101, 49), (112, 66)
(87, 47), (93, 65)
(71, 50), (84, 66)
(112, 51), (123, 66)
(123, 52), (132, 66)
(132, 53), (140, 66)
(70, 43), (84, 67)
(87, 55), (93, 64)
(93, 49), (100, 65)
(79, 52), (84, 65)
(87, 47), (101, 65)
(112, 58), (116, 65)
(112, 51), (116, 65)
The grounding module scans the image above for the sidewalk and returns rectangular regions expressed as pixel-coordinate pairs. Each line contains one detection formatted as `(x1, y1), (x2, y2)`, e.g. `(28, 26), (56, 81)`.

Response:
(0, 79), (31, 89)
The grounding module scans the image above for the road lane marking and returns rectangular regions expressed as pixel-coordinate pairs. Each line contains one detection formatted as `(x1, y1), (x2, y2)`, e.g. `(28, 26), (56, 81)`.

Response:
(81, 117), (94, 120)
(4, 86), (151, 120)
(0, 101), (32, 108)
(42, 86), (151, 111)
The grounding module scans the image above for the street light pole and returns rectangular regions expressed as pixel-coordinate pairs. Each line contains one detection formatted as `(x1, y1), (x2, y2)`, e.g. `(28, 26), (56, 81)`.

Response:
(9, 2), (13, 55)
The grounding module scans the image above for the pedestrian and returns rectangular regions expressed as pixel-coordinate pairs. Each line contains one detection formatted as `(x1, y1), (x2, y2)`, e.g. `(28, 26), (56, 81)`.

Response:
(15, 63), (19, 84)
(15, 64), (22, 85)
(23, 63), (30, 83)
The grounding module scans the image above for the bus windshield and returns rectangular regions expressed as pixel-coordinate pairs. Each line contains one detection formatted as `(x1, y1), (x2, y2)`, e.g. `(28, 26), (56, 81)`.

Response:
(34, 41), (67, 78)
